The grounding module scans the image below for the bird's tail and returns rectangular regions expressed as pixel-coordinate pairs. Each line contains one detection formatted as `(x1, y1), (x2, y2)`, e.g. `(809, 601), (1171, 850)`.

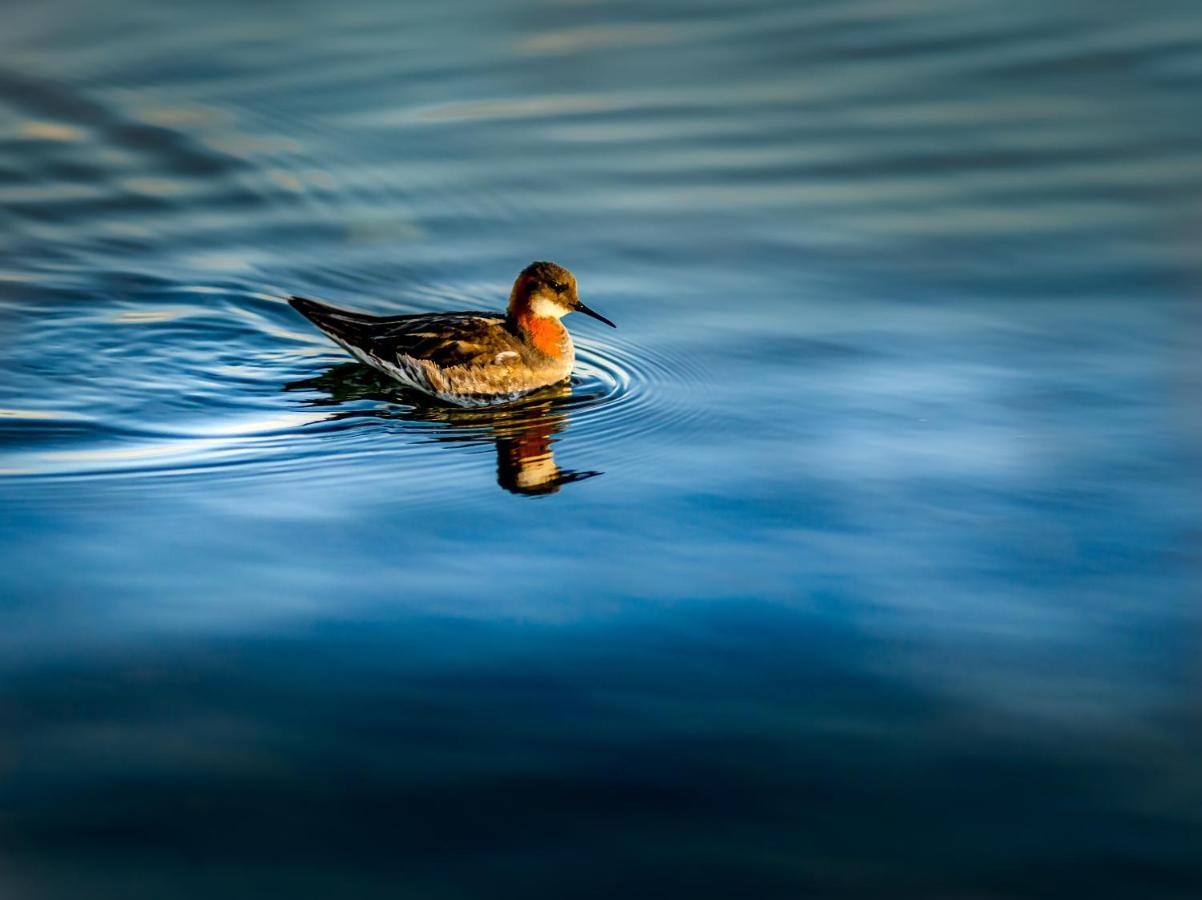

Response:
(288, 295), (377, 347)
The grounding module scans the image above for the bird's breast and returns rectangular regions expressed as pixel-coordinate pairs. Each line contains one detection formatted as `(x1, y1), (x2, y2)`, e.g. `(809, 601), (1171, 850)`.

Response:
(515, 313), (570, 358)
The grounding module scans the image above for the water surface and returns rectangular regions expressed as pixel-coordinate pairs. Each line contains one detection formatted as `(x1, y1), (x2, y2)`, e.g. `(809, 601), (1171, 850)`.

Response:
(1, 1), (1201, 897)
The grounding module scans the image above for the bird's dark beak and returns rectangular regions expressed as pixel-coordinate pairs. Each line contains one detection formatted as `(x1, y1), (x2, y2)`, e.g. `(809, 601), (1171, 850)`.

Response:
(575, 300), (616, 328)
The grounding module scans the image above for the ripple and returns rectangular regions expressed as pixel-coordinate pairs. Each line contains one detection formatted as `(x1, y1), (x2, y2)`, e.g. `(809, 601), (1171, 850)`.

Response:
(567, 338), (712, 450)
(0, 278), (711, 502)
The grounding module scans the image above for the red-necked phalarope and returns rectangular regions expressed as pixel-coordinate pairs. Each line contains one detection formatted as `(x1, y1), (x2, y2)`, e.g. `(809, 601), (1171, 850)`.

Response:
(289, 261), (614, 406)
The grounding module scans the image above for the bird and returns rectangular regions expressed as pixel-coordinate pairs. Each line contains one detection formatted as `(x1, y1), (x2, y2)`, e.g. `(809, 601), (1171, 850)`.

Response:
(288, 261), (614, 407)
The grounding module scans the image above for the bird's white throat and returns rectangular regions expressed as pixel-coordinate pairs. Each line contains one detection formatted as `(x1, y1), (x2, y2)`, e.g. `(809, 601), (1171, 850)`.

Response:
(529, 295), (569, 319)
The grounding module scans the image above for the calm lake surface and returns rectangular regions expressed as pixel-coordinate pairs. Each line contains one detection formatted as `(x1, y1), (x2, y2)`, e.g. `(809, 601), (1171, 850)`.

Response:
(2, 0), (1201, 896)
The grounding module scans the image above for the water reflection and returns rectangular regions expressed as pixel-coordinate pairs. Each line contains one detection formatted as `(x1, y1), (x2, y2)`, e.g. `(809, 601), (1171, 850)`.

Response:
(285, 363), (600, 495)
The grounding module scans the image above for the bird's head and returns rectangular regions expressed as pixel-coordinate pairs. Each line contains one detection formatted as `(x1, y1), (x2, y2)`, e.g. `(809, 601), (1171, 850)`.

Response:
(507, 261), (615, 328)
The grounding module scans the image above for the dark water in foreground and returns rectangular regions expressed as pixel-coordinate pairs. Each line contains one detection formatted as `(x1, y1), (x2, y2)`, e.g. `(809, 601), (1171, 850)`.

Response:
(2, 1), (1201, 896)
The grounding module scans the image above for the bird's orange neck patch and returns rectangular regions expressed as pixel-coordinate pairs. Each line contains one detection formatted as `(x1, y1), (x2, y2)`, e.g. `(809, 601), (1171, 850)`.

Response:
(515, 311), (566, 356)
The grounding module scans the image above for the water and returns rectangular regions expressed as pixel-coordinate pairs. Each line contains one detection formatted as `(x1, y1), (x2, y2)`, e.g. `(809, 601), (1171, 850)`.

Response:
(2, 0), (1201, 896)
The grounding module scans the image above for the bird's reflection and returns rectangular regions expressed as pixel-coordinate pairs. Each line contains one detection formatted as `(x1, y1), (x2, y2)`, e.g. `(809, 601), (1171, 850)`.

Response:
(284, 363), (600, 495)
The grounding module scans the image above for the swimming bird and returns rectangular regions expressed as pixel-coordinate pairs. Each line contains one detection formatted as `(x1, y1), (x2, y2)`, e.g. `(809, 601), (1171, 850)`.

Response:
(289, 261), (614, 406)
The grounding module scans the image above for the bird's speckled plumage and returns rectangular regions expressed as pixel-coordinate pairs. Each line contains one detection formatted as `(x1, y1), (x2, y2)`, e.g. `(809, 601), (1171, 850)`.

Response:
(289, 261), (614, 406)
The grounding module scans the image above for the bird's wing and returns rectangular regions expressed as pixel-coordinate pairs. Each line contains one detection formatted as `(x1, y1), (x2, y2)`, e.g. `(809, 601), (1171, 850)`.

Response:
(368, 312), (512, 369)
(290, 297), (511, 368)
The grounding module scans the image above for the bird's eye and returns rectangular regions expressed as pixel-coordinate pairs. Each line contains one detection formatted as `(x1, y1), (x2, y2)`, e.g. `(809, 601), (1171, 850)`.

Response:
(550, 281), (565, 292)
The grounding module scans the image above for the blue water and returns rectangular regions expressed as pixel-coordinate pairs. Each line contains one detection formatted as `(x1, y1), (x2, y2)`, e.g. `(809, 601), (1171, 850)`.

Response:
(2, 0), (1201, 896)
